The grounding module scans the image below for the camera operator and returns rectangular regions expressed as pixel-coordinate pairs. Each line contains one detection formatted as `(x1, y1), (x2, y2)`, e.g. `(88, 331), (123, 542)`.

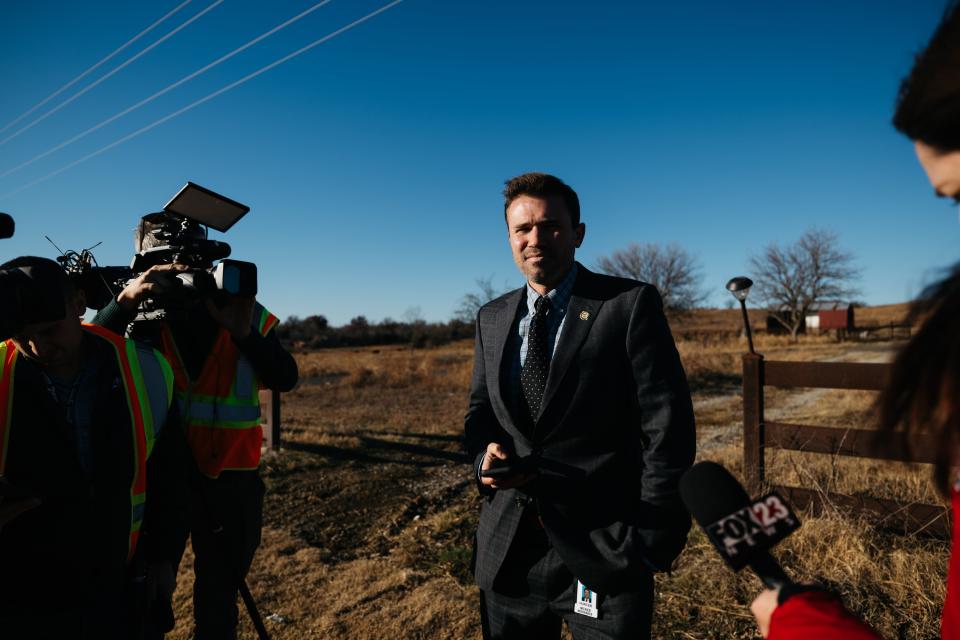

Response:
(94, 213), (298, 640)
(750, 3), (960, 638)
(0, 256), (188, 639)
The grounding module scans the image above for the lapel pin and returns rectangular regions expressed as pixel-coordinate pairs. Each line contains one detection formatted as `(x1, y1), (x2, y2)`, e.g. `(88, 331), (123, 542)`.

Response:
(579, 310), (590, 321)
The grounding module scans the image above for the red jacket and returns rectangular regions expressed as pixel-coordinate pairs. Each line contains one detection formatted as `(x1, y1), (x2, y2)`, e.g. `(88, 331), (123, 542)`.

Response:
(941, 488), (960, 638)
(768, 488), (958, 639)
(767, 590), (881, 639)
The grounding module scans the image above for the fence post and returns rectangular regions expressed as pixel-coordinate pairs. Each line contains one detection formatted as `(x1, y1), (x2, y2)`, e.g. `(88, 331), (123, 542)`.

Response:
(260, 389), (282, 451)
(742, 353), (765, 494)
(271, 389), (281, 450)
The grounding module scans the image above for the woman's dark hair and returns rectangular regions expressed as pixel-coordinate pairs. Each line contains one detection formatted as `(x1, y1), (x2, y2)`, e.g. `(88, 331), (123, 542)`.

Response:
(878, 262), (960, 495)
(893, 2), (960, 149)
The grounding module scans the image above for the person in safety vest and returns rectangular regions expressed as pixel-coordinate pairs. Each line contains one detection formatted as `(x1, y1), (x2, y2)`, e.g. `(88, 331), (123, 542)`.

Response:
(0, 256), (189, 640)
(93, 215), (298, 640)
(750, 3), (960, 639)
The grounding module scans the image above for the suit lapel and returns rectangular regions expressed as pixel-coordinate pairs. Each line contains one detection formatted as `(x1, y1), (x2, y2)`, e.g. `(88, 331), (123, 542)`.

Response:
(536, 269), (601, 428)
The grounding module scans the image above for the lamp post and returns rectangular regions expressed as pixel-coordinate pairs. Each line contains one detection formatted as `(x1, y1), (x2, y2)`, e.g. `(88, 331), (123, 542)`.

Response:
(726, 276), (755, 354)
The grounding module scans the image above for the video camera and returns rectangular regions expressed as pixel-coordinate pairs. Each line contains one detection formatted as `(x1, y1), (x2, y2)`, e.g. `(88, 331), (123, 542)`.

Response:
(76, 182), (259, 315)
(0, 214), (68, 341)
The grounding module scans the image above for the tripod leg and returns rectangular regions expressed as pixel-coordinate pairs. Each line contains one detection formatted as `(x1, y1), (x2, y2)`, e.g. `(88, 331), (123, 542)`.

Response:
(239, 578), (270, 640)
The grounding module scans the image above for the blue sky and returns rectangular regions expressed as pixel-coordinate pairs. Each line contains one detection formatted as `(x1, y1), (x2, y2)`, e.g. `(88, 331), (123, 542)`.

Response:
(0, 1), (955, 324)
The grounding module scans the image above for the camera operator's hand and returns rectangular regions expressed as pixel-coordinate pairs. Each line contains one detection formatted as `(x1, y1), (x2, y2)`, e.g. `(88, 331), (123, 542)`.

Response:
(117, 264), (189, 312)
(206, 296), (254, 340)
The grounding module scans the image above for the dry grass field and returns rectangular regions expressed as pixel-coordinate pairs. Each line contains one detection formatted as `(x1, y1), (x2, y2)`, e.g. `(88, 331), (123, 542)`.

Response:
(165, 305), (949, 639)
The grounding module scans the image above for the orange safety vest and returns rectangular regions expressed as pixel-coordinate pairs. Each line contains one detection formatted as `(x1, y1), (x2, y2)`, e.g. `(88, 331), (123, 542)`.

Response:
(0, 324), (173, 562)
(160, 303), (278, 479)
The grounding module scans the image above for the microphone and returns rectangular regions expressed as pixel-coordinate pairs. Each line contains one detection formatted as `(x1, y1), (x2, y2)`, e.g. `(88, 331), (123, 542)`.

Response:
(0, 213), (13, 239)
(679, 461), (800, 589)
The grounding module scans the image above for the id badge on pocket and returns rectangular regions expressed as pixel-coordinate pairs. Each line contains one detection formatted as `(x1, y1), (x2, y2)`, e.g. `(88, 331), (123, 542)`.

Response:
(574, 580), (599, 618)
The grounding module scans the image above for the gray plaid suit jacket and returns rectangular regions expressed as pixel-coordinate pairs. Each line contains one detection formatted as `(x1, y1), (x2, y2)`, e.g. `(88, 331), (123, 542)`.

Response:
(464, 264), (696, 594)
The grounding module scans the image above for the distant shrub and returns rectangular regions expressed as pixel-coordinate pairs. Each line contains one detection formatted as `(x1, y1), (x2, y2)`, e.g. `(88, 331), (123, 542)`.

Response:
(275, 315), (473, 350)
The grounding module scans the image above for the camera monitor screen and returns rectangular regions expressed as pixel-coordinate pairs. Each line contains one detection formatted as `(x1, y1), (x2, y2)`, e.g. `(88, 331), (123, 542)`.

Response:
(163, 182), (250, 232)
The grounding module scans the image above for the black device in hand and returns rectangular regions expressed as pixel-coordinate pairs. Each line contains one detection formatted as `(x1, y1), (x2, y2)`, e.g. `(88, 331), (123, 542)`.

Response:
(480, 456), (536, 479)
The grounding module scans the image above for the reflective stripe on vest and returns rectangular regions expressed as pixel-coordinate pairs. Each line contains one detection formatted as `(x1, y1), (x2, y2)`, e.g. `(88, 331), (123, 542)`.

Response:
(160, 304), (277, 478)
(82, 324), (172, 561)
(174, 396), (260, 425)
(0, 326), (173, 563)
(0, 341), (18, 475)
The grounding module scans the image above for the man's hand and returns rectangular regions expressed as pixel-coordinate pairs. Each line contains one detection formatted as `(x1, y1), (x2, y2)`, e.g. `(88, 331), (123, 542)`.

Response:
(750, 588), (779, 638)
(116, 264), (189, 311)
(205, 296), (255, 340)
(480, 442), (537, 490)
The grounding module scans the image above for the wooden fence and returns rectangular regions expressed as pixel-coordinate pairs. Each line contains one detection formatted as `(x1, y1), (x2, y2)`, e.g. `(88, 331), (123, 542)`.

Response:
(742, 353), (949, 537)
(850, 322), (913, 342)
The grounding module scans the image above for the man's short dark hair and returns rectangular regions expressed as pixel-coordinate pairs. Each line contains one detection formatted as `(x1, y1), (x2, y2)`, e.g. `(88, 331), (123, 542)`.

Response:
(503, 172), (581, 227)
(894, 2), (960, 149)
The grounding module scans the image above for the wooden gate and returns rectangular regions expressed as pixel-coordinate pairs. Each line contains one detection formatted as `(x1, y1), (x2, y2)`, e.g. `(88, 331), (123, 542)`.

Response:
(742, 353), (948, 537)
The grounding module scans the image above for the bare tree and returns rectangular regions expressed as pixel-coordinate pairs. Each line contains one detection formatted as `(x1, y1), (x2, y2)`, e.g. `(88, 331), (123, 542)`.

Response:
(402, 306), (425, 325)
(454, 276), (507, 323)
(596, 242), (706, 311)
(748, 228), (861, 341)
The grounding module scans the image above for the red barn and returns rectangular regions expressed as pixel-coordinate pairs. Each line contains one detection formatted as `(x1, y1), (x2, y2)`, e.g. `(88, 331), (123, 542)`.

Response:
(805, 302), (854, 334)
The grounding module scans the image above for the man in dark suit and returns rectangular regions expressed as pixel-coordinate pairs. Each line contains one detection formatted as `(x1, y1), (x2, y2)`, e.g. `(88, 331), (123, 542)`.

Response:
(465, 172), (696, 639)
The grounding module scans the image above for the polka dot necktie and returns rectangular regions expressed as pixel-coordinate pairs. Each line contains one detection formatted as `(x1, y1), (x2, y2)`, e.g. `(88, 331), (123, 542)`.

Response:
(520, 295), (552, 424)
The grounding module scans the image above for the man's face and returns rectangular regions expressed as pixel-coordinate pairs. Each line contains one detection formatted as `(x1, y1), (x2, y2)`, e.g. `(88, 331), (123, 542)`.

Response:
(914, 140), (960, 203)
(12, 293), (85, 372)
(506, 195), (585, 293)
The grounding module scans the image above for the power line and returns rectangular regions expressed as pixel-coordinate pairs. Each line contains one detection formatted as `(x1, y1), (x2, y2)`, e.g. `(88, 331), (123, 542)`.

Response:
(0, 0), (225, 147)
(0, 0), (196, 136)
(0, 0), (336, 180)
(0, 0), (406, 202)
